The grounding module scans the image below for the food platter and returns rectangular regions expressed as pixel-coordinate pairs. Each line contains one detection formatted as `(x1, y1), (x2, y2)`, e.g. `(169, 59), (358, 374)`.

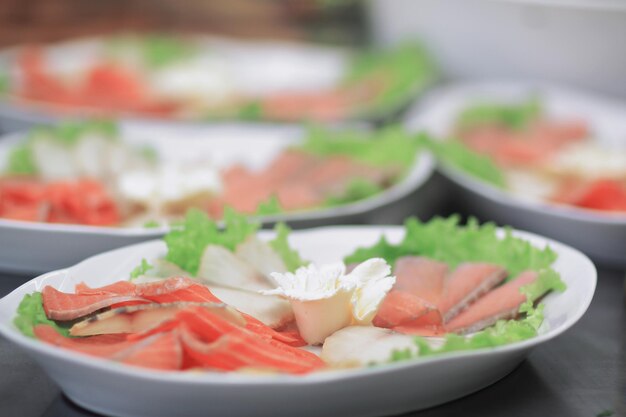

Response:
(405, 81), (626, 266)
(0, 224), (596, 417)
(0, 35), (437, 130)
(0, 122), (436, 274)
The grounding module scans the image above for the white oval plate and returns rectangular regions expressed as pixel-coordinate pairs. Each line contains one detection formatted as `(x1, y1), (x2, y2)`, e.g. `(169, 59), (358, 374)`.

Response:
(0, 225), (595, 417)
(404, 81), (626, 266)
(0, 122), (435, 274)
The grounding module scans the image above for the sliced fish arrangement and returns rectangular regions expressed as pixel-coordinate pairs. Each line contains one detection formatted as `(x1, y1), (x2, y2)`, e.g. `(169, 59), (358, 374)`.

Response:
(12, 211), (566, 374)
(0, 121), (419, 227)
(424, 97), (626, 214)
(0, 35), (436, 122)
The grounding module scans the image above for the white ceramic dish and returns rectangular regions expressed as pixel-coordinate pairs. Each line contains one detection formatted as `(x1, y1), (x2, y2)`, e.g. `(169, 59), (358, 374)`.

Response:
(0, 122), (436, 274)
(0, 225), (596, 417)
(367, 0), (626, 98)
(404, 81), (626, 267)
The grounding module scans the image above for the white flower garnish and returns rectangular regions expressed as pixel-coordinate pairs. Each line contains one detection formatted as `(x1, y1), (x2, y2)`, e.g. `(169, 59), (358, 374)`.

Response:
(348, 259), (396, 325)
(262, 258), (395, 345)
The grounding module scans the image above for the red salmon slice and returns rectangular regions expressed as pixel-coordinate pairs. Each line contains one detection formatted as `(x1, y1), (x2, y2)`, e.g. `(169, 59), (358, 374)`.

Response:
(445, 271), (538, 334)
(145, 284), (221, 304)
(242, 313), (306, 347)
(112, 330), (183, 371)
(373, 290), (442, 328)
(261, 151), (319, 184)
(275, 183), (322, 211)
(34, 325), (133, 357)
(75, 281), (136, 296)
(75, 277), (194, 298)
(261, 91), (348, 122)
(178, 310), (324, 374)
(393, 257), (448, 305)
(438, 263), (508, 323)
(42, 286), (146, 321)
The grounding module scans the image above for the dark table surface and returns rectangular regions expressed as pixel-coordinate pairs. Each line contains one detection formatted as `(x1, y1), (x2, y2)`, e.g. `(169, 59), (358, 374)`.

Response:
(0, 203), (624, 417)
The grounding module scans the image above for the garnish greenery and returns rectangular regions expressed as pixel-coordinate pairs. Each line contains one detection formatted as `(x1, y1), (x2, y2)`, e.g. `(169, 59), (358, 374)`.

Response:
(5, 120), (119, 175)
(6, 144), (37, 175)
(255, 196), (283, 216)
(141, 35), (195, 68)
(419, 134), (506, 188)
(28, 120), (119, 146)
(143, 220), (160, 229)
(13, 292), (69, 338)
(108, 35), (195, 69)
(456, 98), (542, 131)
(345, 215), (560, 281)
(163, 208), (306, 275)
(344, 43), (437, 118)
(0, 72), (9, 94)
(326, 178), (382, 206)
(388, 301), (545, 362)
(300, 125), (421, 170)
(269, 223), (308, 272)
(164, 208), (259, 275)
(129, 258), (153, 280)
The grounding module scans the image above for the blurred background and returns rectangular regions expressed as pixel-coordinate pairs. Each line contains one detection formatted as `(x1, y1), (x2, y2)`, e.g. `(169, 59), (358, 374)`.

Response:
(1, 0), (624, 96)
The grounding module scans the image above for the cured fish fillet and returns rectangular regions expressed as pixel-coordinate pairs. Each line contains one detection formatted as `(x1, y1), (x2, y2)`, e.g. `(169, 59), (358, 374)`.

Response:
(44, 278), (216, 321)
(445, 271), (537, 334)
(42, 286), (146, 321)
(112, 330), (183, 371)
(373, 290), (441, 329)
(34, 325), (133, 357)
(177, 307), (324, 374)
(393, 257), (448, 305)
(438, 263), (507, 323)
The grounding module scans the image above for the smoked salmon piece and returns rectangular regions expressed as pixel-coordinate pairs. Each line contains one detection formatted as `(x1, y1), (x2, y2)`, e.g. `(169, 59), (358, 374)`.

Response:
(459, 121), (588, 168)
(376, 258), (508, 329)
(178, 307), (324, 374)
(445, 271), (538, 334)
(393, 257), (448, 305)
(373, 290), (441, 329)
(112, 330), (183, 371)
(42, 286), (146, 321)
(438, 263), (507, 323)
(242, 314), (306, 347)
(34, 324), (133, 357)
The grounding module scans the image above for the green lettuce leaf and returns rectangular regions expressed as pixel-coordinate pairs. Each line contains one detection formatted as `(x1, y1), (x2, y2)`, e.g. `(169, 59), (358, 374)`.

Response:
(344, 43), (438, 118)
(255, 196), (283, 216)
(6, 143), (37, 175)
(411, 302), (544, 359)
(164, 208), (259, 275)
(345, 215), (560, 282)
(129, 258), (153, 280)
(269, 223), (308, 272)
(300, 125), (421, 170)
(4, 120), (121, 175)
(29, 120), (119, 146)
(417, 134), (506, 188)
(457, 98), (542, 131)
(13, 292), (69, 338)
(326, 178), (383, 206)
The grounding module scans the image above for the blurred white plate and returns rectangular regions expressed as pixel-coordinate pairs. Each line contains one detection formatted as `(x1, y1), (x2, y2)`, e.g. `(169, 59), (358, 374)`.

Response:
(0, 122), (435, 274)
(0, 225), (596, 417)
(404, 81), (626, 266)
